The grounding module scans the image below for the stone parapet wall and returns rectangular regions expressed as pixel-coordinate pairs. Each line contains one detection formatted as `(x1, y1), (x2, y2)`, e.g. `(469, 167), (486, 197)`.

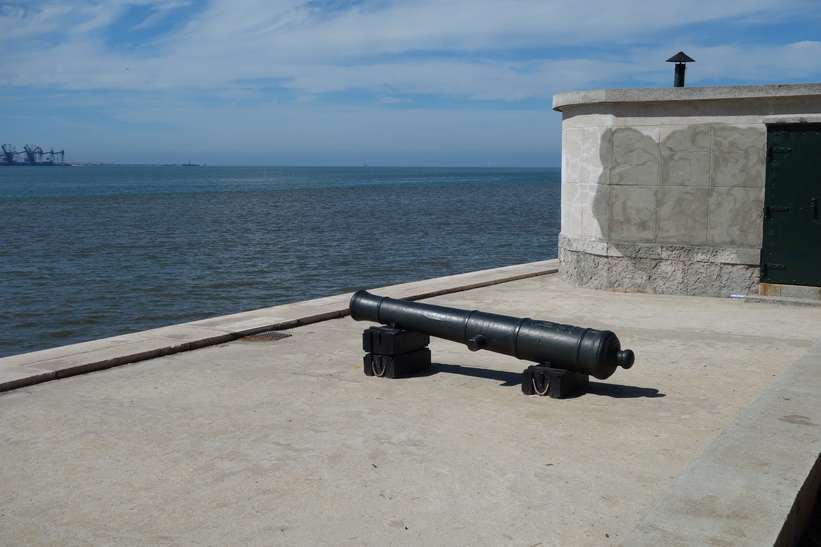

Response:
(553, 84), (821, 296)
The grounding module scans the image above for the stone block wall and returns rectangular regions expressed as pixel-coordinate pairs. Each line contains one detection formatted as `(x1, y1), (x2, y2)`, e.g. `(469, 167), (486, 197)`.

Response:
(553, 84), (821, 296)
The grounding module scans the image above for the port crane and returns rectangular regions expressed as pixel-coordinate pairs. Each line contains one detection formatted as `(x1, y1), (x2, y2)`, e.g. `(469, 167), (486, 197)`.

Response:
(23, 145), (44, 165)
(1, 144), (22, 164)
(1, 143), (66, 165)
(43, 149), (64, 164)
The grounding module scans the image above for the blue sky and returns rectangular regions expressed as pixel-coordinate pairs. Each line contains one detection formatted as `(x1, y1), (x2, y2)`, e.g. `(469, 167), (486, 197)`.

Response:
(2, 1), (820, 166)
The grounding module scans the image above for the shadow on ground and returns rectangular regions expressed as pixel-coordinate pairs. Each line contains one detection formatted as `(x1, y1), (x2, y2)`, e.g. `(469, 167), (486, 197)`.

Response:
(392, 362), (665, 399)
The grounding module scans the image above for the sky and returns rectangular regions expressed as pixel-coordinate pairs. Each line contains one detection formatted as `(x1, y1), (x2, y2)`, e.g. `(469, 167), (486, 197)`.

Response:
(2, 1), (821, 167)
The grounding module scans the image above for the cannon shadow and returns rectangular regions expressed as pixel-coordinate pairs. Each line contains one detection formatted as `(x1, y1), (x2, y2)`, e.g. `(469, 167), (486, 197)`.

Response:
(411, 362), (664, 399)
(587, 382), (665, 399)
(424, 362), (521, 386)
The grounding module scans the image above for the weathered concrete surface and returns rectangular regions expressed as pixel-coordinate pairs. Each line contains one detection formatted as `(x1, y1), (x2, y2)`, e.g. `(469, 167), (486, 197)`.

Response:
(1, 272), (821, 545)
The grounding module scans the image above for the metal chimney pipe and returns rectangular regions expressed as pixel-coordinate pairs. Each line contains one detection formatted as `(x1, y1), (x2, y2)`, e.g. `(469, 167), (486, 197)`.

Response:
(666, 52), (695, 87)
(673, 63), (686, 87)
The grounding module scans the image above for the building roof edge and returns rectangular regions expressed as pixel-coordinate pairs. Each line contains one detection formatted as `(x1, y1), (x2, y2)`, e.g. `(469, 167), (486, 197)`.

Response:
(552, 83), (821, 112)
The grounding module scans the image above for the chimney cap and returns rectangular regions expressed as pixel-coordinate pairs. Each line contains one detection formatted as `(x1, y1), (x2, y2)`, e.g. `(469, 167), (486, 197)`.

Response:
(666, 51), (695, 63)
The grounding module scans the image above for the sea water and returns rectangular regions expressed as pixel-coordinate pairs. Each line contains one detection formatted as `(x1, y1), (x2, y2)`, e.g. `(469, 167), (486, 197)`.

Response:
(0, 166), (560, 357)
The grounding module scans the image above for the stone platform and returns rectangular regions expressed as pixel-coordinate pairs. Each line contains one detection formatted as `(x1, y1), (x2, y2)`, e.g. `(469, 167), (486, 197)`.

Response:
(2, 261), (821, 545)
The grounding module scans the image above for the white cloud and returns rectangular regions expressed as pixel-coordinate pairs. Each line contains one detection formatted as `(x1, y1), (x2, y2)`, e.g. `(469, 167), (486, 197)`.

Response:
(4, 0), (821, 93)
(2, 0), (821, 164)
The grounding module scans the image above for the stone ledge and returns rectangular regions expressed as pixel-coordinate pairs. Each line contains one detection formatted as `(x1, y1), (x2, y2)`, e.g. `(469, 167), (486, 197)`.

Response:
(553, 83), (821, 111)
(0, 260), (559, 393)
(760, 283), (821, 301)
(745, 296), (821, 308)
(625, 338), (821, 545)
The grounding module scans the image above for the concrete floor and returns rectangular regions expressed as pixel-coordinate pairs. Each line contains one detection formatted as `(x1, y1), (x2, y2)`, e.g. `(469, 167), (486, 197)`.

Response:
(2, 268), (821, 545)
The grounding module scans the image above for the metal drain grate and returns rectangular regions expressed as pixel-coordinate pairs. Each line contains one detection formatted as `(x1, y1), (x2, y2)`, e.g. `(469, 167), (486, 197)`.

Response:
(241, 331), (293, 342)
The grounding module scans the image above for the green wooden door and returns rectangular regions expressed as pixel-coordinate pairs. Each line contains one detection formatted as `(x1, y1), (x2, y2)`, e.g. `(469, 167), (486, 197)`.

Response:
(761, 125), (821, 286)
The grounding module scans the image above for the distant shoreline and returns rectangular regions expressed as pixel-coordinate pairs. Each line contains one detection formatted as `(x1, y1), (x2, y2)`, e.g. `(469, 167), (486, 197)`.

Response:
(0, 162), (201, 168)
(59, 164), (557, 169)
(66, 162), (204, 167)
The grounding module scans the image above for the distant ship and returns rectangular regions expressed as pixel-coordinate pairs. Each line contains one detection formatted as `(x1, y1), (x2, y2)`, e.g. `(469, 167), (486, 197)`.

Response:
(1, 144), (67, 166)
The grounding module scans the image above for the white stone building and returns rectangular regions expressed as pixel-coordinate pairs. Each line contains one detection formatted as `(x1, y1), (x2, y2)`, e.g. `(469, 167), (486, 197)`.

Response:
(553, 83), (821, 298)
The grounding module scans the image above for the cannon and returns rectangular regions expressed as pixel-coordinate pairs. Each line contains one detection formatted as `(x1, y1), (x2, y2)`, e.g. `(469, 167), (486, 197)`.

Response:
(349, 290), (635, 398)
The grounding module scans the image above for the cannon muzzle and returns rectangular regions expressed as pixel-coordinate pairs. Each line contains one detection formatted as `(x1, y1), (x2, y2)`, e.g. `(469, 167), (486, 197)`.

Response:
(349, 290), (634, 380)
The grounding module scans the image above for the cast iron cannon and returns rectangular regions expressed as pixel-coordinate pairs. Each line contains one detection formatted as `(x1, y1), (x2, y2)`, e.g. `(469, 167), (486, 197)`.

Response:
(349, 290), (635, 398)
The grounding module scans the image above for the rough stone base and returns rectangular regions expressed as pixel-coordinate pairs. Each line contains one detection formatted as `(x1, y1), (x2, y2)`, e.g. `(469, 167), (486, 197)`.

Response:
(559, 234), (760, 297)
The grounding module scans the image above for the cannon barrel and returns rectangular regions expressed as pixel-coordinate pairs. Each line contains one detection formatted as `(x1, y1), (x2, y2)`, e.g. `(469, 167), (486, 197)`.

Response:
(349, 290), (634, 380)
